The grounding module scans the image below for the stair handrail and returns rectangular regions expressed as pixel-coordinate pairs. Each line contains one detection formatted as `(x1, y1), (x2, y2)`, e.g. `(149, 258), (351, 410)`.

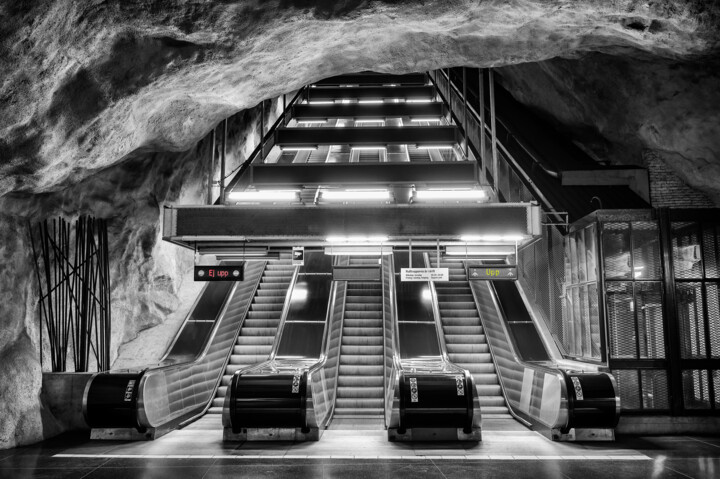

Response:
(267, 264), (302, 361)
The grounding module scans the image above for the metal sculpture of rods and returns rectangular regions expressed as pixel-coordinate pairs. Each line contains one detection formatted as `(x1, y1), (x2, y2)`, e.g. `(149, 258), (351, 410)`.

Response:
(28, 217), (111, 372)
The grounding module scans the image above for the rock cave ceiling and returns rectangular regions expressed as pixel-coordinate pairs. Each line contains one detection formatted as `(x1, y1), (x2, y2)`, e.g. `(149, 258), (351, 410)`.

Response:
(1, 0), (719, 203)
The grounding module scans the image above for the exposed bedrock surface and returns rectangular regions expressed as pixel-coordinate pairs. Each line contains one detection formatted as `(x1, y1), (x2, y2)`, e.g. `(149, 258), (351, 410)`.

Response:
(0, 0), (719, 448)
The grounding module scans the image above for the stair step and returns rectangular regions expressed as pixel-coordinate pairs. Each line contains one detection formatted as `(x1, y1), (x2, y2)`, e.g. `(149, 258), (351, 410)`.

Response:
(342, 327), (383, 337)
(340, 345), (384, 355)
(444, 334), (486, 344)
(339, 354), (383, 366)
(230, 354), (267, 364)
(339, 365), (384, 375)
(240, 327), (279, 336)
(448, 353), (492, 363)
(441, 317), (481, 327)
(476, 384), (502, 396)
(337, 375), (384, 387)
(342, 336), (384, 346)
(344, 311), (383, 320)
(343, 318), (383, 328)
(336, 386), (384, 398)
(234, 344), (272, 355)
(443, 325), (483, 334)
(237, 336), (275, 345)
(478, 396), (507, 407)
(243, 319), (281, 328)
(335, 398), (384, 409)
(447, 343), (488, 354)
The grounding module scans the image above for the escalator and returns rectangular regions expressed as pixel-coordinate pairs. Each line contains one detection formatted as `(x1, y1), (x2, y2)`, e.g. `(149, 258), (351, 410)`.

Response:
(429, 257), (510, 418)
(466, 263), (621, 440)
(223, 251), (339, 441)
(209, 255), (294, 413)
(83, 261), (267, 439)
(334, 258), (385, 420)
(385, 252), (482, 441)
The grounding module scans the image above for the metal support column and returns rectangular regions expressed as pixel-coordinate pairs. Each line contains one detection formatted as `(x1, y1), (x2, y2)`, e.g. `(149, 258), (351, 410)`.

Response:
(489, 68), (499, 191)
(658, 207), (684, 414)
(208, 128), (215, 205)
(462, 67), (468, 159)
(219, 119), (227, 201)
(261, 100), (266, 162)
(282, 93), (287, 125)
(479, 69), (486, 180)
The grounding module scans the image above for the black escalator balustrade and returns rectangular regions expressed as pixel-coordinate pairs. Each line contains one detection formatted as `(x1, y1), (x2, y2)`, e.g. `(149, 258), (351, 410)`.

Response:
(209, 253), (295, 414)
(334, 257), (385, 423)
(429, 257), (510, 419)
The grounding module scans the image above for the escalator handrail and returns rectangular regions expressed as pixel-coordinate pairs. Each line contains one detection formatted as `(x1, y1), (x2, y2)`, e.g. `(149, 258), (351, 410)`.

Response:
(305, 277), (345, 428)
(267, 264), (301, 361)
(176, 261), (269, 427)
(424, 253), (452, 365)
(135, 263), (266, 426)
(467, 275), (568, 428)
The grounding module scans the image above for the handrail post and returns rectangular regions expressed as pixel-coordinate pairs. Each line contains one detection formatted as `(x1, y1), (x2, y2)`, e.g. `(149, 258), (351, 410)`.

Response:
(479, 69), (486, 180)
(462, 67), (468, 159)
(209, 128), (216, 205)
(219, 119), (227, 202)
(489, 68), (498, 193)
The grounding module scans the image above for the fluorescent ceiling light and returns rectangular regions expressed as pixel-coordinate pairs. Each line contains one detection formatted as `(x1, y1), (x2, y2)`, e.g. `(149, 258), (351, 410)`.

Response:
(280, 146), (318, 151)
(407, 99), (432, 103)
(354, 119), (385, 124)
(309, 100), (333, 105)
(324, 246), (393, 256)
(296, 119), (326, 124)
(351, 146), (386, 150)
(416, 145), (455, 149)
(227, 190), (298, 201)
(322, 190), (390, 201)
(415, 189), (486, 201)
(359, 100), (384, 104)
(459, 234), (524, 242)
(326, 235), (389, 243)
(445, 244), (516, 256)
(411, 118), (442, 122)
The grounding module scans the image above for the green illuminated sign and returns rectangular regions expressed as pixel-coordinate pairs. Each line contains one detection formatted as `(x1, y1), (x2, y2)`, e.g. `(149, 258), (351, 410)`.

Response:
(467, 265), (518, 281)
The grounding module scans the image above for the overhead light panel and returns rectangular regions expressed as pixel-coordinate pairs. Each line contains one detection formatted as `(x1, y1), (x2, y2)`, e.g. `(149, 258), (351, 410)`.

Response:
(308, 100), (334, 105)
(459, 234), (525, 242)
(326, 235), (389, 243)
(416, 145), (455, 150)
(227, 190), (299, 202)
(359, 100), (384, 104)
(324, 246), (393, 256)
(446, 244), (516, 256)
(322, 189), (390, 201)
(351, 146), (386, 151)
(411, 118), (442, 122)
(354, 119), (385, 124)
(296, 119), (327, 124)
(415, 189), (486, 201)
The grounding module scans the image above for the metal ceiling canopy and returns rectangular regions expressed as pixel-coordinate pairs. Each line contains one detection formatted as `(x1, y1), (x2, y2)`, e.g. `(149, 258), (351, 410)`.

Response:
(291, 102), (444, 120)
(248, 162), (478, 187)
(307, 86), (434, 101)
(162, 203), (541, 250)
(275, 126), (458, 147)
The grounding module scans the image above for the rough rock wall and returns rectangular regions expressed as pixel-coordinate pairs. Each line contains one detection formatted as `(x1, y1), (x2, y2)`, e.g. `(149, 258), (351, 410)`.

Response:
(497, 53), (720, 204)
(0, 97), (273, 448)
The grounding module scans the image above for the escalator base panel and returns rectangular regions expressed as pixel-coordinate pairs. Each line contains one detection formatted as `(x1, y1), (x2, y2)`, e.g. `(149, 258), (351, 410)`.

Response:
(224, 427), (321, 442)
(388, 427), (481, 442)
(551, 428), (615, 442)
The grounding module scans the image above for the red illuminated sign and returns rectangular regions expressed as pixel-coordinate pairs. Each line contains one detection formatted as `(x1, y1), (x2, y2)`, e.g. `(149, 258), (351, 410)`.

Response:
(194, 266), (243, 281)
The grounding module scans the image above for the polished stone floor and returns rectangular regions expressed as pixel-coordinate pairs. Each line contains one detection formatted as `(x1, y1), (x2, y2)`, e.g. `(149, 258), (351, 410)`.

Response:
(1, 416), (718, 478)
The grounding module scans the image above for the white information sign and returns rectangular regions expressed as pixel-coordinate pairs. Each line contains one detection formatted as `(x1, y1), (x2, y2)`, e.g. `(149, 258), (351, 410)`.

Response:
(400, 268), (449, 282)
